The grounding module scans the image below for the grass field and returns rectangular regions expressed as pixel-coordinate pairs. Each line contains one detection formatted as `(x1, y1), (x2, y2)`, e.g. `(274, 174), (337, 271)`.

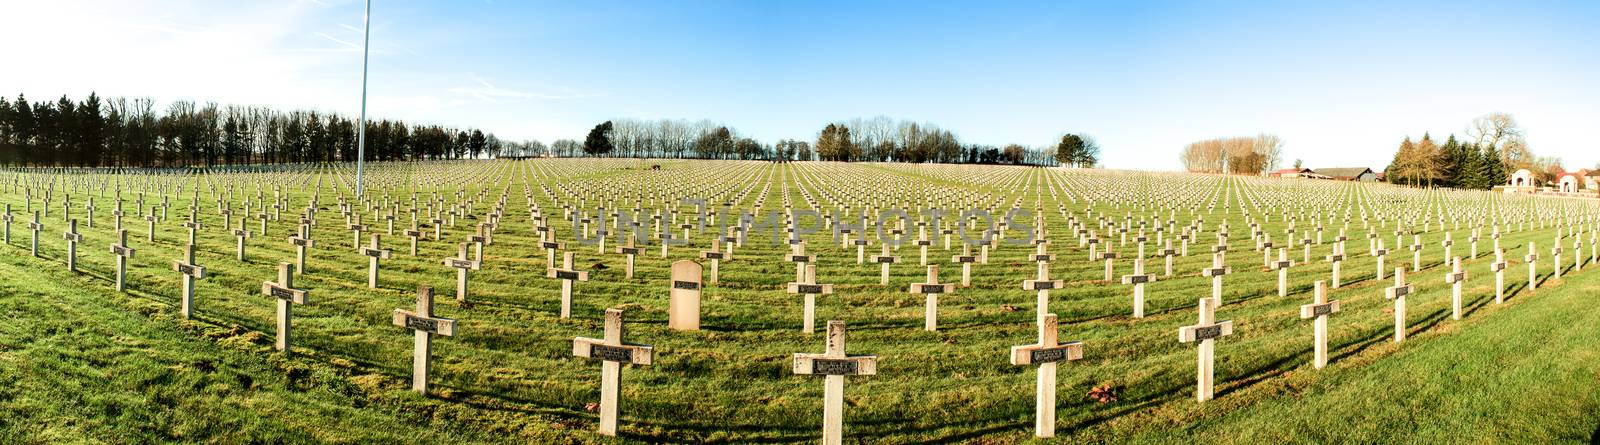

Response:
(0, 159), (1596, 444)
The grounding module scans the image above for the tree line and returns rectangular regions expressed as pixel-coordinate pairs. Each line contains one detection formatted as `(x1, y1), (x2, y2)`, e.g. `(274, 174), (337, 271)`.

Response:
(1384, 113), (1561, 189)
(2, 91), (1105, 168)
(506, 117), (1097, 167)
(1179, 134), (1285, 174)
(0, 92), (502, 167)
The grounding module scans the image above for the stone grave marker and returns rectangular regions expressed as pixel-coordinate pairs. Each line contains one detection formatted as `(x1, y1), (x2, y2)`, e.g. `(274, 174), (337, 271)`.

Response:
(1178, 297), (1233, 403)
(1443, 257), (1467, 320)
(909, 265), (950, 331)
(787, 264), (834, 334)
(791, 320), (877, 445)
(109, 229), (135, 292)
(393, 285), (457, 394)
(363, 234), (393, 289)
(1384, 267), (1413, 343)
(573, 308), (654, 436)
(1298, 280), (1340, 369)
(547, 251), (590, 318)
(1008, 313), (1084, 438)
(1120, 259), (1156, 318)
(261, 262), (309, 354)
(668, 260), (703, 331)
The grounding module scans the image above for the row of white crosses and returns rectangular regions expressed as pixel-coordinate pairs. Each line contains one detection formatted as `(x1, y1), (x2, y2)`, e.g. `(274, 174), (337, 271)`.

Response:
(6, 162), (1599, 443)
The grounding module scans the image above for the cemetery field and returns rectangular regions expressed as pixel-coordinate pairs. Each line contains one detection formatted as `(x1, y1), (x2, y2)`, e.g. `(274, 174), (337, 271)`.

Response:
(0, 159), (1597, 444)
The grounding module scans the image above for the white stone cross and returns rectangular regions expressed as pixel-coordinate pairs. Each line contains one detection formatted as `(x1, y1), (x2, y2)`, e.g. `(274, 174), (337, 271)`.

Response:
(233, 216), (251, 262)
(792, 320), (877, 445)
(63, 219), (83, 272)
(1490, 248), (1507, 304)
(573, 308), (654, 436)
(109, 229), (135, 292)
(288, 223), (315, 273)
(699, 238), (729, 284)
(362, 234), (392, 289)
(1325, 243), (1346, 288)
(172, 244), (206, 319)
(951, 245), (977, 287)
(547, 251), (590, 318)
(442, 243), (481, 302)
(1120, 259), (1156, 318)
(1026, 261), (1065, 324)
(1524, 242), (1539, 290)
(260, 262), (309, 354)
(1372, 239), (1389, 281)
(1269, 248), (1292, 297)
(1443, 256), (1467, 320)
(1099, 248), (1120, 282)
(1550, 238), (1564, 280)
(1201, 253), (1231, 306)
(787, 264), (834, 334)
(870, 244), (900, 286)
(1384, 267), (1412, 343)
(1178, 297), (1233, 402)
(909, 265), (950, 331)
(393, 285), (457, 394)
(616, 239), (641, 279)
(28, 211), (42, 257)
(1409, 234), (1424, 272)
(1008, 313), (1084, 438)
(1298, 280), (1340, 369)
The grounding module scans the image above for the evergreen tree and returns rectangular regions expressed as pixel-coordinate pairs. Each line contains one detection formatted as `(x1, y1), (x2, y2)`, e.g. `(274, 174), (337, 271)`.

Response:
(1438, 134), (1461, 187)
(583, 121), (614, 157)
(1484, 144), (1507, 187)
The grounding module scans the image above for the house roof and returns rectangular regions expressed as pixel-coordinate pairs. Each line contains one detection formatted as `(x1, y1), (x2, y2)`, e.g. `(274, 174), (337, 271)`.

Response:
(1312, 167), (1374, 179)
(1271, 168), (1312, 174)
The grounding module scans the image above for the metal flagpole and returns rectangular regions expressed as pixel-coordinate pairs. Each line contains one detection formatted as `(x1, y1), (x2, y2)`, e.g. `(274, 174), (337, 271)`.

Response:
(355, 0), (372, 199)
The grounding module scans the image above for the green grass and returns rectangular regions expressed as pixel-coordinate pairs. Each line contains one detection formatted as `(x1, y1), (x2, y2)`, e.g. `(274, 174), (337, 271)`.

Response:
(0, 160), (1595, 444)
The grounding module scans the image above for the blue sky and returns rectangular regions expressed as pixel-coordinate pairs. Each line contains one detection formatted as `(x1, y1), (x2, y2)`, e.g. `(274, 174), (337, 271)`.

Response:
(3, 0), (1597, 170)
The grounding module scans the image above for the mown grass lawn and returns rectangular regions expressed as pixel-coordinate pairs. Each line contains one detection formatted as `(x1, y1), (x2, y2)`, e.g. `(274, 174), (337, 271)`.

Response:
(0, 161), (1595, 444)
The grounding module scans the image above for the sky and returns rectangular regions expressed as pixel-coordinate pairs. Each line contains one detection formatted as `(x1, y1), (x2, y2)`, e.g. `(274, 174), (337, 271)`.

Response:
(2, 0), (1597, 170)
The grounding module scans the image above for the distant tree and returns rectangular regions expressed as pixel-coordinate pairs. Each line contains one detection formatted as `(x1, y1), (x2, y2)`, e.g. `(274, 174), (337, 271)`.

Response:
(468, 129), (487, 158)
(1055, 134), (1083, 166)
(1002, 144), (1025, 165)
(583, 121), (614, 157)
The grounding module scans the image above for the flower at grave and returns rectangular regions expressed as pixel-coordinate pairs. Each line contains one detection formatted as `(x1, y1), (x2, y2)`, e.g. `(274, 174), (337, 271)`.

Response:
(584, 402), (600, 412)
(1088, 384), (1120, 404)
(591, 262), (608, 271)
(1001, 304), (1017, 312)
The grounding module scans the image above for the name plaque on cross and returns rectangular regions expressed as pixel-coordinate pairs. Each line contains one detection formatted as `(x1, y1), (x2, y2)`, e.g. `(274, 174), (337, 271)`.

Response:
(588, 344), (634, 362)
(811, 359), (860, 375)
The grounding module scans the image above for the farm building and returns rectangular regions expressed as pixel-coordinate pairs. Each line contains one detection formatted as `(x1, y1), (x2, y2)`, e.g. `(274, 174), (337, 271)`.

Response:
(1313, 167), (1376, 182)
(1267, 168), (1312, 178)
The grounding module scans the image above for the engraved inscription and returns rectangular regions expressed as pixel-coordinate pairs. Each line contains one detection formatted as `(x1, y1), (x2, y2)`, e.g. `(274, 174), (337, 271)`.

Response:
(591, 344), (634, 362)
(270, 286), (295, 300)
(1312, 304), (1334, 317)
(812, 359), (858, 375)
(1031, 348), (1070, 363)
(405, 315), (439, 333)
(673, 280), (700, 291)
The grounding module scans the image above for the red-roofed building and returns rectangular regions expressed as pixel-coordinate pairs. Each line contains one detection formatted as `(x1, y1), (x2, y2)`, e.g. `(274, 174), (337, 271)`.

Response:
(1267, 168), (1314, 178)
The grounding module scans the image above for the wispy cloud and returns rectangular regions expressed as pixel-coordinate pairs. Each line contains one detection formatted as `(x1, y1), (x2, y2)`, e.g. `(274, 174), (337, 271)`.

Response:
(447, 74), (601, 101)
